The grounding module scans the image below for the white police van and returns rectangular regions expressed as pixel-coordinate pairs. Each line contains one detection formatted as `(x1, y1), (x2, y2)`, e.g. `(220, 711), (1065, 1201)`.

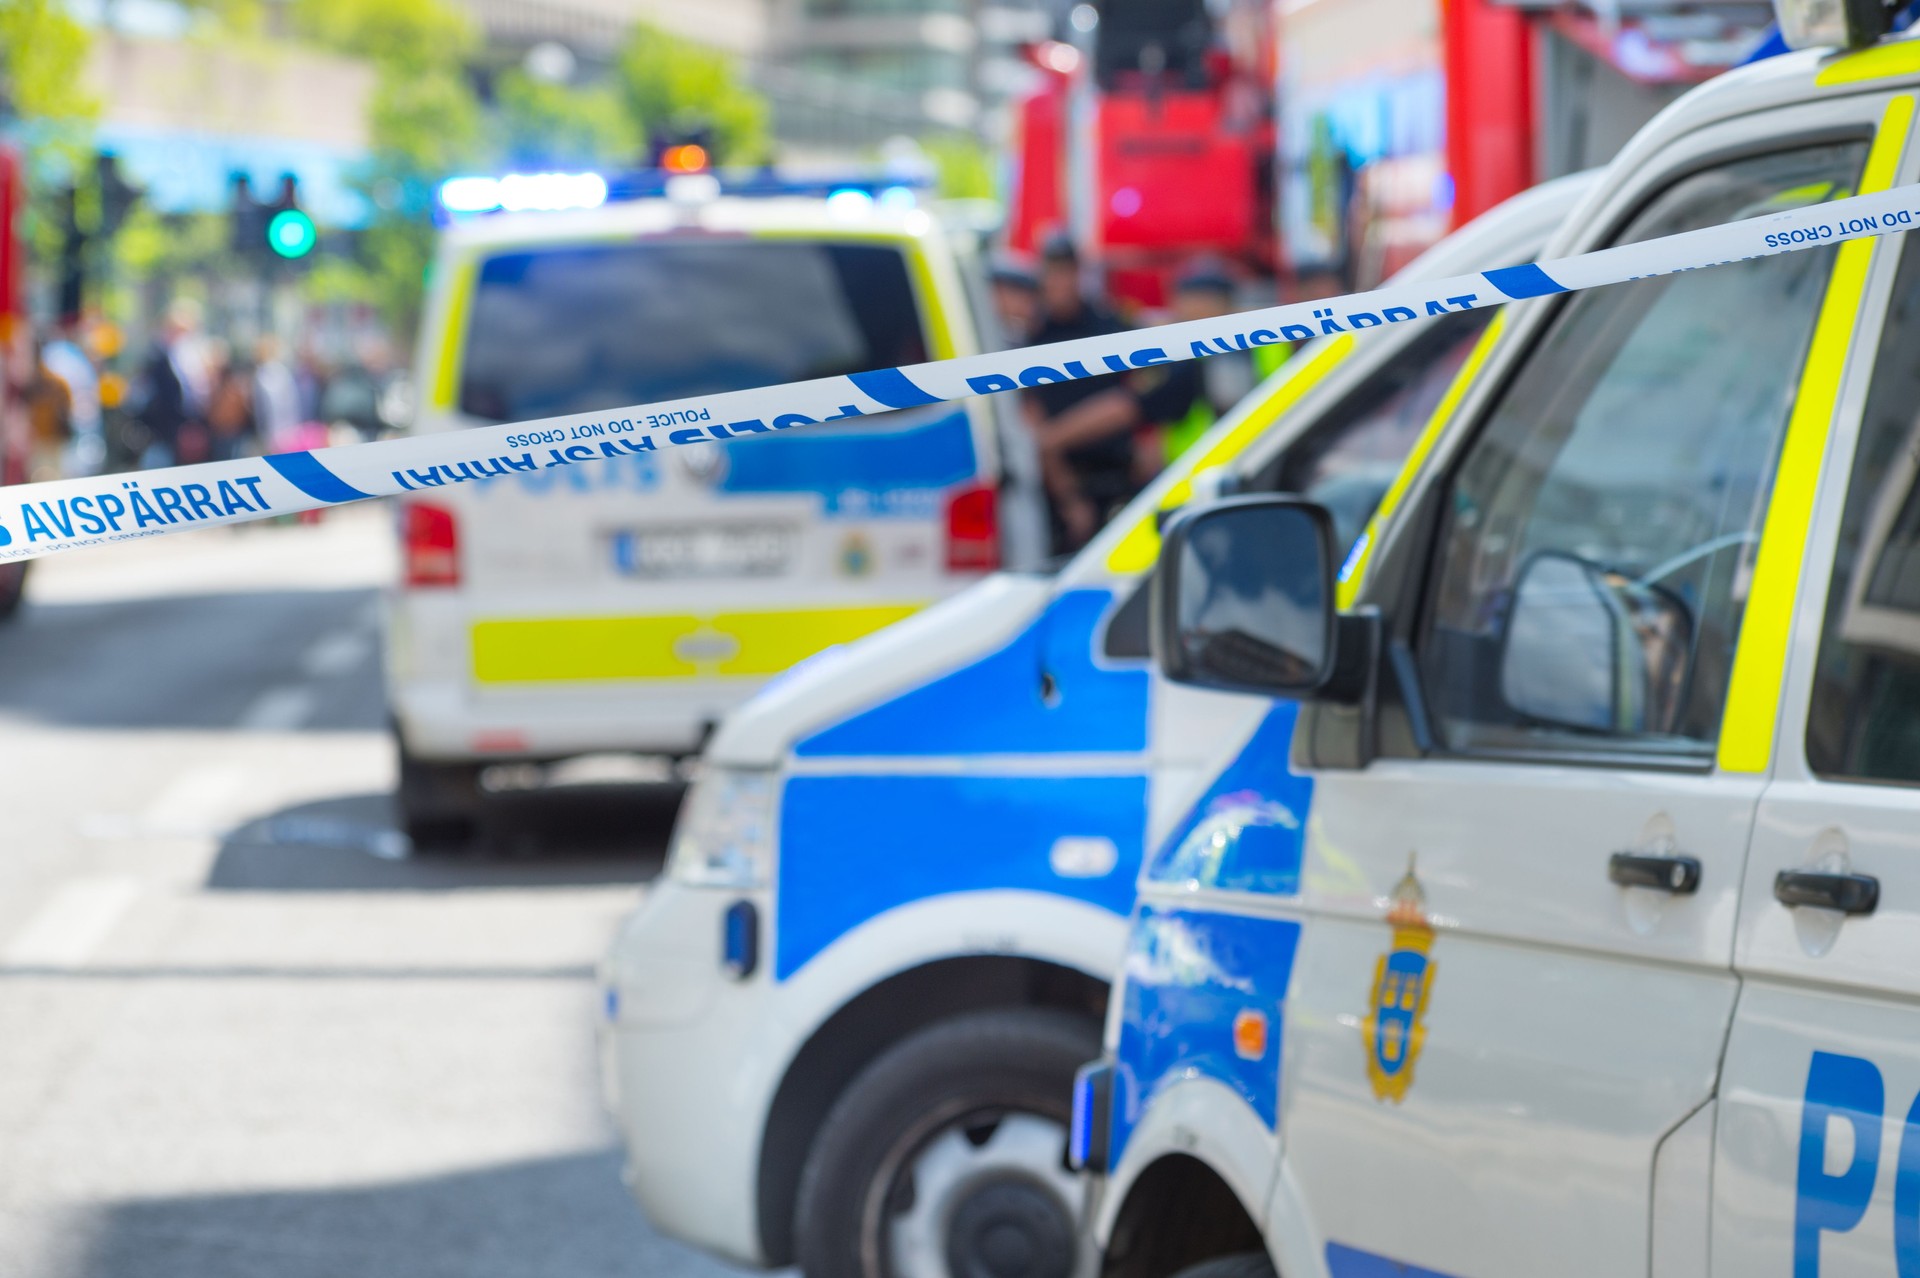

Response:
(1075, 15), (1920, 1278)
(384, 174), (1042, 843)
(595, 172), (1593, 1278)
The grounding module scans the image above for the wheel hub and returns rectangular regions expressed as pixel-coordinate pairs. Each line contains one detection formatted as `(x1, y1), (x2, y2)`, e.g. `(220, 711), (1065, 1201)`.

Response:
(882, 1111), (1080, 1278)
(944, 1178), (1075, 1278)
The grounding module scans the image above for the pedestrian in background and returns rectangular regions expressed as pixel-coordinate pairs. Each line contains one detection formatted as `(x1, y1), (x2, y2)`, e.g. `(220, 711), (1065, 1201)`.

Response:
(136, 300), (207, 468)
(205, 348), (257, 463)
(293, 339), (326, 425)
(1021, 234), (1128, 553)
(253, 335), (301, 454)
(41, 320), (103, 477)
(23, 338), (72, 483)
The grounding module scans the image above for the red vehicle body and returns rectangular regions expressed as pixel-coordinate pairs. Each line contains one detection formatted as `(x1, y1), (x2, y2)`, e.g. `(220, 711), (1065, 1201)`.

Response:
(1006, 0), (1275, 310)
(0, 144), (32, 616)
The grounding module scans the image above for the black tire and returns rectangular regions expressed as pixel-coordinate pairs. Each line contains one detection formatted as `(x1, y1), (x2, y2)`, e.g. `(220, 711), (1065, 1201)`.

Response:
(1168, 1255), (1277, 1278)
(394, 734), (484, 850)
(0, 559), (29, 621)
(795, 1006), (1101, 1278)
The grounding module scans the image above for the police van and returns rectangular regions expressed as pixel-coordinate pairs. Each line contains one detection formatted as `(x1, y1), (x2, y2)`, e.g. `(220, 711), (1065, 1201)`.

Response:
(1075, 15), (1920, 1278)
(595, 171), (1593, 1278)
(384, 174), (1043, 843)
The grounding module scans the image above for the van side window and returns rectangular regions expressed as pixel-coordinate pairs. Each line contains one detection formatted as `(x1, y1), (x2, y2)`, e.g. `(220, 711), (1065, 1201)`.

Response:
(1105, 312), (1494, 663)
(459, 242), (929, 423)
(1807, 238), (1920, 784)
(1263, 309), (1489, 551)
(1419, 143), (1867, 760)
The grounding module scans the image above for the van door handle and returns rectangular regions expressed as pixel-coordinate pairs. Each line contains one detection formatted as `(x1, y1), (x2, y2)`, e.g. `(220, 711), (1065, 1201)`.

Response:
(1774, 869), (1880, 916)
(1609, 852), (1701, 894)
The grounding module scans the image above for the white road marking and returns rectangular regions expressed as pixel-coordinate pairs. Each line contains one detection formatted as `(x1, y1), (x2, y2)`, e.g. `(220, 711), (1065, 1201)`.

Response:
(5, 876), (143, 966)
(301, 630), (372, 679)
(238, 685), (317, 732)
(77, 762), (256, 841)
(144, 763), (252, 832)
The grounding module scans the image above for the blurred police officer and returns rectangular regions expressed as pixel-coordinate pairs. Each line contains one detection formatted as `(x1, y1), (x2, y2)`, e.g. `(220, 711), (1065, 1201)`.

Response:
(987, 254), (1041, 348)
(1022, 233), (1128, 552)
(1034, 259), (1268, 508)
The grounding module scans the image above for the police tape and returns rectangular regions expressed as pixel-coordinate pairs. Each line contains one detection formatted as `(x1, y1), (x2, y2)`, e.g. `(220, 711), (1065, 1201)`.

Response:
(5, 183), (1920, 563)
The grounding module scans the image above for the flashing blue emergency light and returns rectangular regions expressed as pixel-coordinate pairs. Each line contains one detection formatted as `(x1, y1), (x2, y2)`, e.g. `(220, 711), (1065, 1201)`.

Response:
(826, 187), (876, 216)
(439, 176), (504, 214)
(437, 171), (609, 215)
(437, 168), (931, 217)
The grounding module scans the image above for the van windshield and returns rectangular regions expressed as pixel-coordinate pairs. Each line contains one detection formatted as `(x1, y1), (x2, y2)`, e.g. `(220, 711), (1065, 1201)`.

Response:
(456, 239), (931, 424)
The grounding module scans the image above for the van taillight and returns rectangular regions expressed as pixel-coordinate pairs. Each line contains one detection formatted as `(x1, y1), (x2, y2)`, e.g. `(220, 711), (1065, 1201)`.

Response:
(944, 483), (1000, 573)
(403, 502), (460, 588)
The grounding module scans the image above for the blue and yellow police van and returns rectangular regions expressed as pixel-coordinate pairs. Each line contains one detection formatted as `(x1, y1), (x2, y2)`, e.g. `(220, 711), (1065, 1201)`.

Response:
(1074, 11), (1920, 1278)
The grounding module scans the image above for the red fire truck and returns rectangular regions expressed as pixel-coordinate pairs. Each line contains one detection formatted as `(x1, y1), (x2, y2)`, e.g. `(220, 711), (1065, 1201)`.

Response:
(1004, 0), (1276, 310)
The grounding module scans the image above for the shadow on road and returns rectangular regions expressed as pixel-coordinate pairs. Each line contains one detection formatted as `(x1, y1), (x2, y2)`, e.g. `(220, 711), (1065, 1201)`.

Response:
(70, 1149), (769, 1278)
(207, 785), (683, 892)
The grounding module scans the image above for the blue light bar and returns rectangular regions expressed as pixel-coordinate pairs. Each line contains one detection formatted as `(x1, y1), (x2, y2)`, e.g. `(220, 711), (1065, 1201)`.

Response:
(604, 169), (932, 204)
(438, 171), (608, 215)
(825, 187), (875, 216)
(437, 168), (932, 218)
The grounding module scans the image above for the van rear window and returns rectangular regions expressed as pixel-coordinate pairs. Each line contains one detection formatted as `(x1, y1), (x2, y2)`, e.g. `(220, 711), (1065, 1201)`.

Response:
(457, 240), (930, 424)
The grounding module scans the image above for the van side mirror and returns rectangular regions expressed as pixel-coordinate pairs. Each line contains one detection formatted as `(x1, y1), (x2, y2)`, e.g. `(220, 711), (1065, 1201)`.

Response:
(1151, 496), (1338, 697)
(1499, 551), (1694, 734)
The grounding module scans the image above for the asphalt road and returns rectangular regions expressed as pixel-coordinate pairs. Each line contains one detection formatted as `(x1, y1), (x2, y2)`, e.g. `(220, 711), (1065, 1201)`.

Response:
(0, 507), (767, 1278)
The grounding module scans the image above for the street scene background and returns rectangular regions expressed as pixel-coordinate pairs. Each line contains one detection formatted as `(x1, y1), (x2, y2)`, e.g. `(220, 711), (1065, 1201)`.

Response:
(0, 0), (1791, 1275)
(0, 510), (756, 1278)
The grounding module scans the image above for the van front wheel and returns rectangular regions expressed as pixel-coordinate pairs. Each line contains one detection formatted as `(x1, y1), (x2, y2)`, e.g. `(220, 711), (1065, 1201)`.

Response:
(794, 1006), (1100, 1278)
(394, 736), (483, 850)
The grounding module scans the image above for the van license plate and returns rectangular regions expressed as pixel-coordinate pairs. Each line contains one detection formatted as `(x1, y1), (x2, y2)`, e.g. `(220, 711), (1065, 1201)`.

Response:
(610, 527), (793, 578)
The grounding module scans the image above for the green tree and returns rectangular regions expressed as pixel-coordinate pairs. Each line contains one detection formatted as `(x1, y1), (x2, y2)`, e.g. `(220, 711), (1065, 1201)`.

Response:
(0, 0), (95, 127)
(289, 0), (483, 338)
(495, 69), (639, 171)
(290, 0), (474, 81)
(0, 0), (99, 286)
(107, 207), (228, 321)
(613, 23), (770, 164)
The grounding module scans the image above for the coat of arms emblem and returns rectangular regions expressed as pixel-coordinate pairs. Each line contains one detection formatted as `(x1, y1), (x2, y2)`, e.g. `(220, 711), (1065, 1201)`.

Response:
(1364, 856), (1436, 1103)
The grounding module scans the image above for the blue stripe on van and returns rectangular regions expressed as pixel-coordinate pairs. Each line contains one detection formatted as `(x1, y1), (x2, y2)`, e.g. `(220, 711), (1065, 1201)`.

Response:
(1325, 1243), (1462, 1278)
(776, 771), (1146, 979)
(1111, 906), (1301, 1164)
(717, 409), (976, 496)
(795, 589), (1149, 757)
(1142, 703), (1311, 895)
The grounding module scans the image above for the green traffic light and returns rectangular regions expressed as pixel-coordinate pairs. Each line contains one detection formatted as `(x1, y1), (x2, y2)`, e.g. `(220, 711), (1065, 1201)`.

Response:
(266, 208), (317, 259)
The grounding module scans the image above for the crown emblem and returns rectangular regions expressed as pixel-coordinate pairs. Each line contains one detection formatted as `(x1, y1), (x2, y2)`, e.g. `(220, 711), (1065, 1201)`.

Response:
(1385, 858), (1431, 933)
(1364, 854), (1437, 1104)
